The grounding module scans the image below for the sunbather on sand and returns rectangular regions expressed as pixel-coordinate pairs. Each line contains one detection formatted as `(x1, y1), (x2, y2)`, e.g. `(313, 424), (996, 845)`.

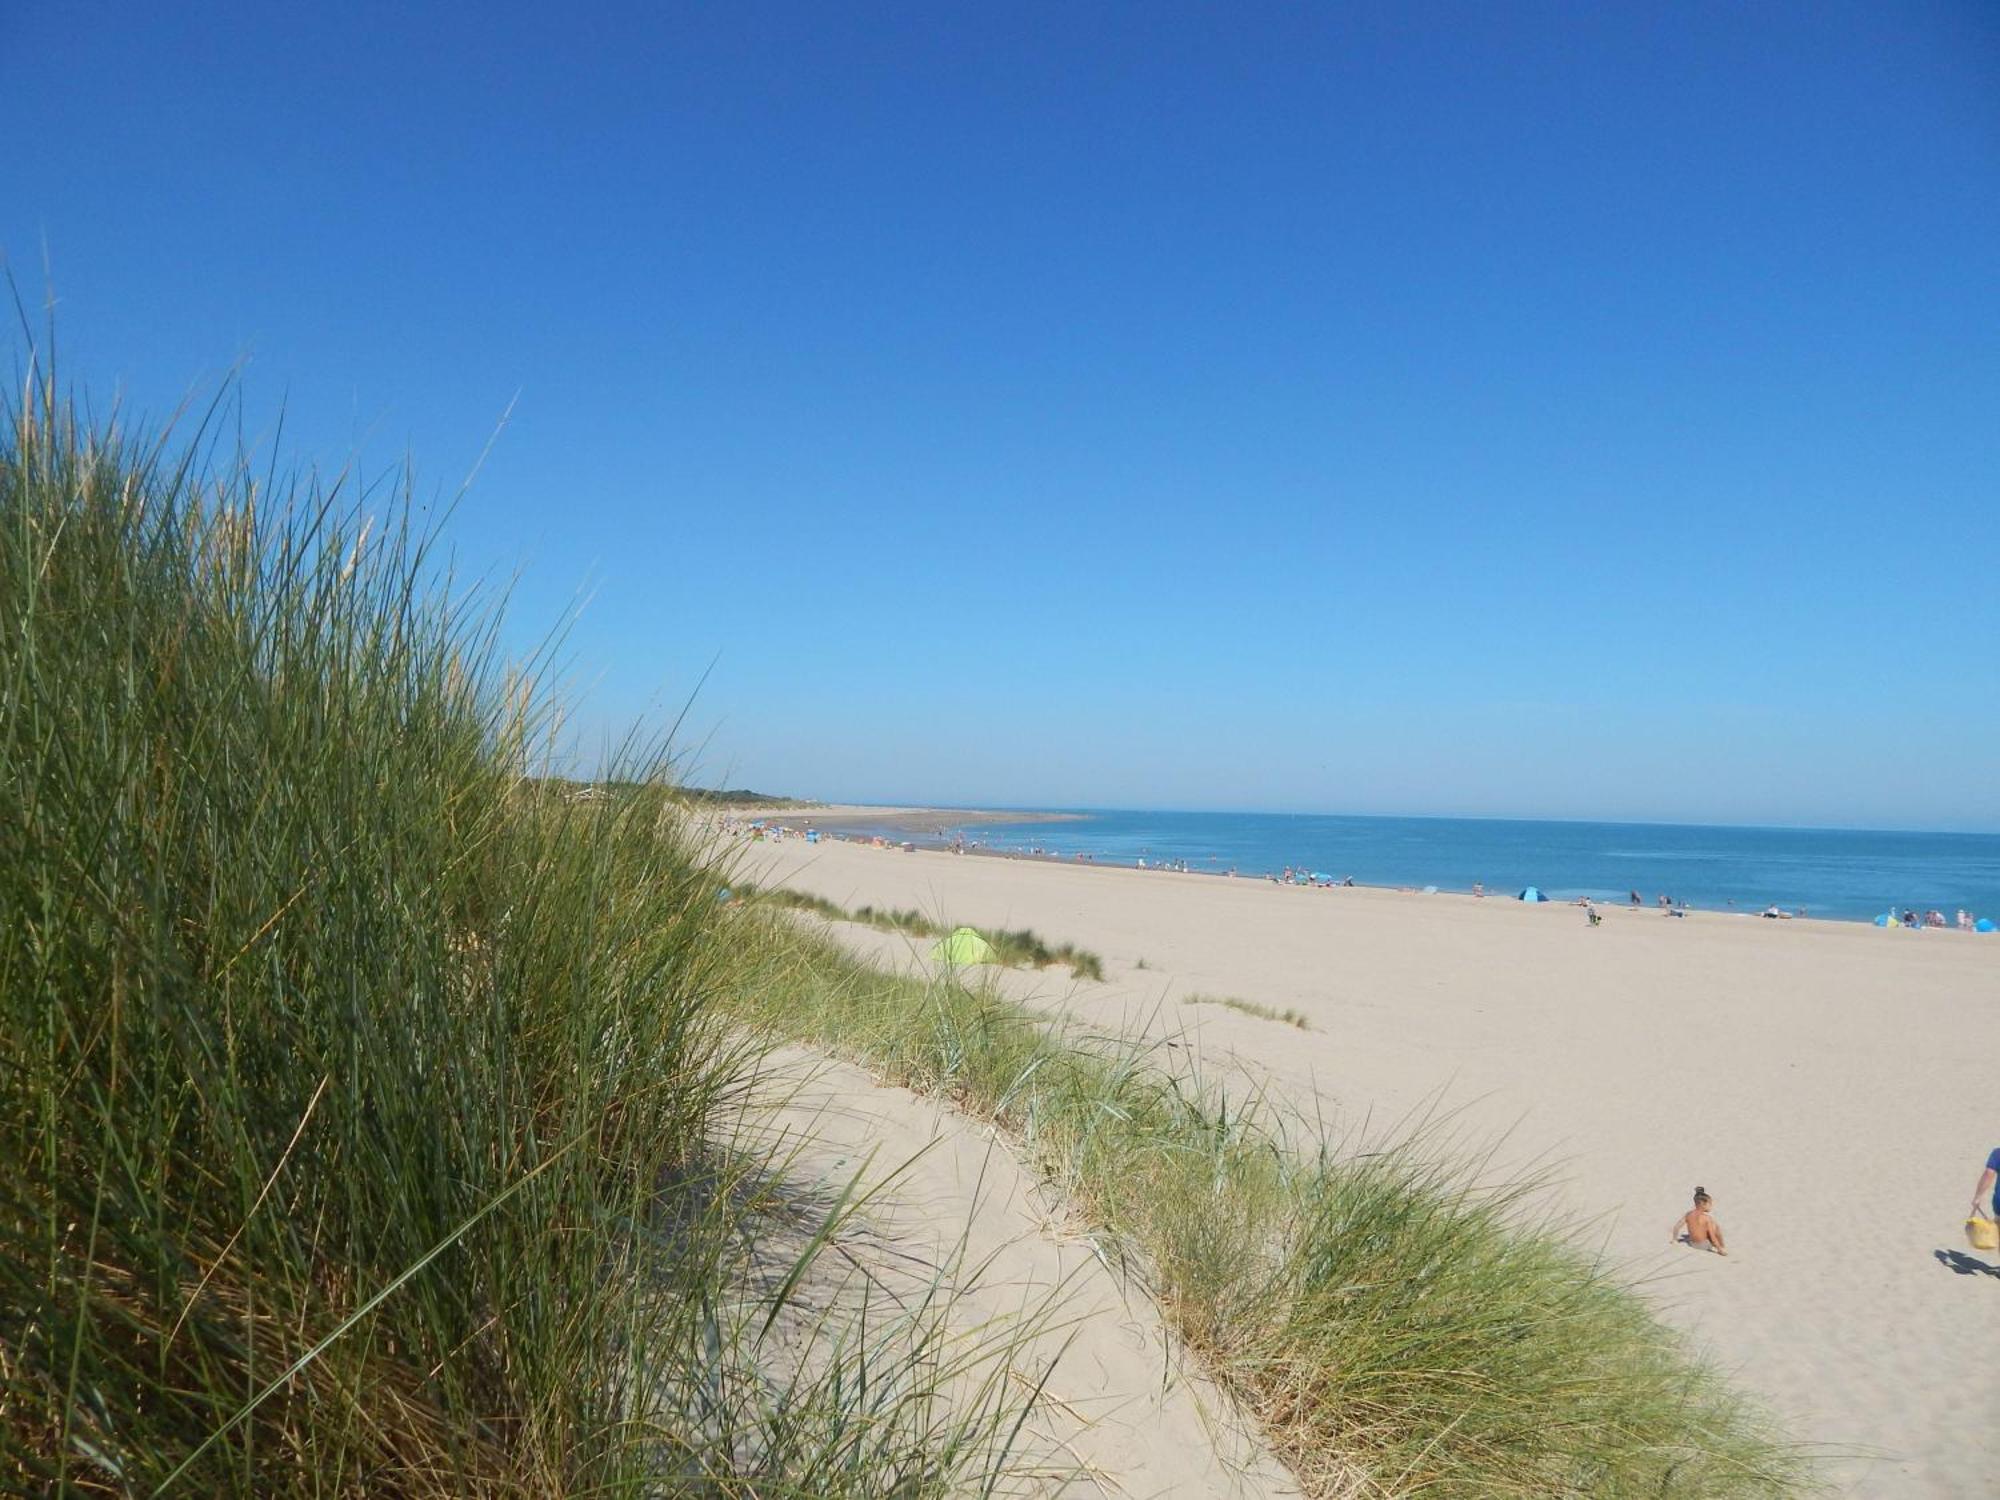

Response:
(1671, 1188), (1727, 1254)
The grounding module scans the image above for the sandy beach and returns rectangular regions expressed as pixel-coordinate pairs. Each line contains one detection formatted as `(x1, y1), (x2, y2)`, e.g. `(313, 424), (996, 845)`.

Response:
(736, 825), (2000, 1497)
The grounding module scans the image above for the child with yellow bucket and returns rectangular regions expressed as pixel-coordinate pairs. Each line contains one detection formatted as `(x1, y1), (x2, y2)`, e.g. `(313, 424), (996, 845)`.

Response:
(1969, 1147), (2000, 1253)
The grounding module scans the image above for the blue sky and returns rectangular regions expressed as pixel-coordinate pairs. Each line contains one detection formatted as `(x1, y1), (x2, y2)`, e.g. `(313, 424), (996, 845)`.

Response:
(5, 3), (1997, 829)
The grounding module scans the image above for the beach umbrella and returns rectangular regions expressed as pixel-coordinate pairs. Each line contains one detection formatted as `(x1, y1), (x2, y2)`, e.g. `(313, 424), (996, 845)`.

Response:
(1518, 886), (1548, 903)
(1978, 918), (1996, 933)
(931, 927), (998, 965)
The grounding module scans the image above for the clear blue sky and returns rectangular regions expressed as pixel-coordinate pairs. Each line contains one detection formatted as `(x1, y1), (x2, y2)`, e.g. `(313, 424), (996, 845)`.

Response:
(5, 3), (1997, 829)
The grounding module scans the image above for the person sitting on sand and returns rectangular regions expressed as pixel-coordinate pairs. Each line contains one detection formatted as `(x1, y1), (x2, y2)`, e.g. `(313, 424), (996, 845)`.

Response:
(1671, 1188), (1728, 1254)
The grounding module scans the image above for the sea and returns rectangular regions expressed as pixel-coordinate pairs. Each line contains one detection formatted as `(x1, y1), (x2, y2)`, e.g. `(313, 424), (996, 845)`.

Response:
(823, 809), (2000, 925)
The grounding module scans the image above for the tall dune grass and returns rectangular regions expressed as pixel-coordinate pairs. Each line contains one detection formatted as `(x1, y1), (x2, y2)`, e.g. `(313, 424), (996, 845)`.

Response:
(0, 376), (1027, 1496)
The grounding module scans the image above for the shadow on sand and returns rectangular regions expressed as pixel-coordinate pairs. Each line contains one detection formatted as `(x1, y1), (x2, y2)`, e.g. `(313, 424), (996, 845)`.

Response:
(1934, 1247), (2000, 1278)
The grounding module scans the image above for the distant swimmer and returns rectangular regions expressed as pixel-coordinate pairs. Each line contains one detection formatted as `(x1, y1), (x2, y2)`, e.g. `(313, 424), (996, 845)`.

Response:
(1671, 1188), (1728, 1255)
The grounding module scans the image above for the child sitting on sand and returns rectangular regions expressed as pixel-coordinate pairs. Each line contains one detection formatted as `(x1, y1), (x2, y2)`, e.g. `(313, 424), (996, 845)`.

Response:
(1671, 1188), (1727, 1254)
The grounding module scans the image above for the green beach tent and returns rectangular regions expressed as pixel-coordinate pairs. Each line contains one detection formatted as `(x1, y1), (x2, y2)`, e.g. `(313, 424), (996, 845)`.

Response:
(931, 926), (998, 965)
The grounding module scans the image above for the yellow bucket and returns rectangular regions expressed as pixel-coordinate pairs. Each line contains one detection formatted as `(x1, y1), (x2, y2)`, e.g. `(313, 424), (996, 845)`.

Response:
(1967, 1217), (1999, 1253)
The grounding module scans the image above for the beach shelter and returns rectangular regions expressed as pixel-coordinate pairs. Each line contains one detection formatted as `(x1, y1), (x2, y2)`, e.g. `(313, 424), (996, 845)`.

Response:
(1517, 886), (1548, 903)
(1873, 913), (1895, 927)
(931, 927), (998, 965)
(1978, 918), (1996, 933)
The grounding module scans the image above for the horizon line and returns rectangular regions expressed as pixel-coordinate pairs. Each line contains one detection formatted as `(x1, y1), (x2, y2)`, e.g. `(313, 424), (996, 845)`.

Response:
(771, 797), (2000, 841)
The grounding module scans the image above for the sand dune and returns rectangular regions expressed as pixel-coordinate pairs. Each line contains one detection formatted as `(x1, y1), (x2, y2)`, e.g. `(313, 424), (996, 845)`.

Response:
(733, 1044), (1298, 1498)
(738, 831), (2000, 1497)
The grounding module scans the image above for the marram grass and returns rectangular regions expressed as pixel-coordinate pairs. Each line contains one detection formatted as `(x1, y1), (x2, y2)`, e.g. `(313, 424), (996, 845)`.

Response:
(1184, 992), (1314, 1029)
(0, 377), (1034, 1496)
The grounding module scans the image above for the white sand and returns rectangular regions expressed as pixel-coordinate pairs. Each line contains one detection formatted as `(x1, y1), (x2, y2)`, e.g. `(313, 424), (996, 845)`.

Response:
(738, 831), (2000, 1498)
(734, 1044), (1299, 1498)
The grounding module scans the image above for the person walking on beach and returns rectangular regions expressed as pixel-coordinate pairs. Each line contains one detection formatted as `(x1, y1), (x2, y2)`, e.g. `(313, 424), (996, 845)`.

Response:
(1970, 1147), (2000, 1228)
(1671, 1188), (1727, 1254)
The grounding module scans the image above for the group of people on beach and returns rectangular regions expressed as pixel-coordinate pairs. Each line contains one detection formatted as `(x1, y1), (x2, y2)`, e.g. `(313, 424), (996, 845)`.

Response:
(1626, 889), (1693, 913)
(1273, 868), (1355, 887)
(1894, 908), (1978, 929)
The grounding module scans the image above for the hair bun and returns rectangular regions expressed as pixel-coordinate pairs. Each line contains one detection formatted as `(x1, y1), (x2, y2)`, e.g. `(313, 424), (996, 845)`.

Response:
(1693, 1186), (1706, 1197)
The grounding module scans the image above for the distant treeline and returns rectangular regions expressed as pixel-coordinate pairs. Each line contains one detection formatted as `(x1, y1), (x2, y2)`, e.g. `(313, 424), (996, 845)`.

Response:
(527, 778), (802, 806)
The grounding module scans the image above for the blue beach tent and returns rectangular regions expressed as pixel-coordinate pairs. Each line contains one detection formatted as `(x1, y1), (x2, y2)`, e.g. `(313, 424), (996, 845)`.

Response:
(1978, 918), (1996, 933)
(1518, 886), (1548, 903)
(1873, 913), (1894, 927)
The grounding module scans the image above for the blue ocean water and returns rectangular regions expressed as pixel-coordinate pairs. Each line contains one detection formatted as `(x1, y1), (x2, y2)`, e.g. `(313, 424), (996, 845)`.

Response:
(839, 809), (2000, 924)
